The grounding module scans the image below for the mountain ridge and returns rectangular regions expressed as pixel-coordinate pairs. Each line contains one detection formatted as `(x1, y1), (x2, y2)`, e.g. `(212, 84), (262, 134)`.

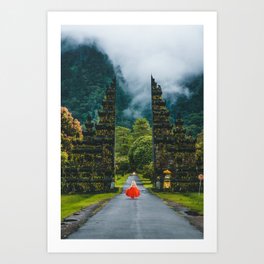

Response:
(61, 39), (203, 136)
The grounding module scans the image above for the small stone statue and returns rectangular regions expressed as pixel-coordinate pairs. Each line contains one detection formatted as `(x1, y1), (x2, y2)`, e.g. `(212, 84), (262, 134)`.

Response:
(156, 179), (161, 190)
(110, 180), (115, 189)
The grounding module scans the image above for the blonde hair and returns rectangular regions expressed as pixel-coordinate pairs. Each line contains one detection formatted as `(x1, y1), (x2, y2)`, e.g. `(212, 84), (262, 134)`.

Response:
(130, 180), (137, 187)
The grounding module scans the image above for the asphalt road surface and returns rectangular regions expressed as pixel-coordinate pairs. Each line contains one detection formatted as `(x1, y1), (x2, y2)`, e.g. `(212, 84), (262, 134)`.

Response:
(68, 175), (203, 239)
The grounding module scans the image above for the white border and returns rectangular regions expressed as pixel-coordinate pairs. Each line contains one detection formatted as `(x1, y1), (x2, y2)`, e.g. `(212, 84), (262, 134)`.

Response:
(47, 11), (217, 253)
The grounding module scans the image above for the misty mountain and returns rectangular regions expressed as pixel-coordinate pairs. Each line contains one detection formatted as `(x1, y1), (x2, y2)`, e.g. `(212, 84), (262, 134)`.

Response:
(166, 75), (203, 137)
(61, 38), (133, 127)
(61, 40), (203, 136)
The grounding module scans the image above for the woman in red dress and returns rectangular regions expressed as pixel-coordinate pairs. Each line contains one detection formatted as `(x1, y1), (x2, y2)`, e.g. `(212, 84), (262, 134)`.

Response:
(125, 180), (140, 199)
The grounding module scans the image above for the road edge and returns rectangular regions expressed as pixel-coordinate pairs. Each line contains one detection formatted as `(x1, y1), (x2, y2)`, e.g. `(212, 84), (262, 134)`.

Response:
(61, 198), (111, 239)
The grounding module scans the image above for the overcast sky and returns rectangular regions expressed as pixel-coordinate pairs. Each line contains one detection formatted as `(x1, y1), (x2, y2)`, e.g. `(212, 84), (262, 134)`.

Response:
(62, 26), (203, 118)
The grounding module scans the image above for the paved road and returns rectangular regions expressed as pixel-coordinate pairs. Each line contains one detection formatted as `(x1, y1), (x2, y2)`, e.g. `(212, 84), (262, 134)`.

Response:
(68, 175), (203, 239)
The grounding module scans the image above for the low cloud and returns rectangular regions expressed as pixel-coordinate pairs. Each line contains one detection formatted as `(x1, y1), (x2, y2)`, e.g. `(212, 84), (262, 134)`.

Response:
(62, 26), (203, 118)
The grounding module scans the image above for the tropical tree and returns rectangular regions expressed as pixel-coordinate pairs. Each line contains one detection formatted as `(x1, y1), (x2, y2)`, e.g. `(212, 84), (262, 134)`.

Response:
(142, 162), (154, 179)
(115, 126), (133, 156)
(61, 107), (83, 164)
(115, 156), (130, 175)
(131, 118), (152, 140)
(128, 135), (153, 170)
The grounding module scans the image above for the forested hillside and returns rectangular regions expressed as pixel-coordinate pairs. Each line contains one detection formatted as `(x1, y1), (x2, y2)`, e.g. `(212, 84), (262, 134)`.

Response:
(61, 39), (203, 137)
(166, 75), (203, 137)
(61, 38), (133, 128)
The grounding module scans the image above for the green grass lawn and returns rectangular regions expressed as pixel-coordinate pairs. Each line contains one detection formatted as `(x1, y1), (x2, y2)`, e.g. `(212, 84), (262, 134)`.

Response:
(61, 193), (118, 220)
(152, 192), (204, 215)
(137, 174), (203, 215)
(61, 174), (129, 220)
(115, 173), (129, 188)
(137, 174), (153, 188)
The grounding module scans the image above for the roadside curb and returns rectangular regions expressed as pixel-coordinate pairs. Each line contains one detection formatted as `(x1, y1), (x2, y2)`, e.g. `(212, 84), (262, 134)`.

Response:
(61, 198), (111, 239)
(164, 199), (203, 232)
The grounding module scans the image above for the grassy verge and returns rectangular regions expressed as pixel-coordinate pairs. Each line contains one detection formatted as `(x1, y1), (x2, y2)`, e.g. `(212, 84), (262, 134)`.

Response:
(61, 193), (116, 220)
(61, 174), (129, 220)
(137, 174), (203, 215)
(137, 174), (153, 188)
(115, 173), (129, 188)
(152, 192), (203, 215)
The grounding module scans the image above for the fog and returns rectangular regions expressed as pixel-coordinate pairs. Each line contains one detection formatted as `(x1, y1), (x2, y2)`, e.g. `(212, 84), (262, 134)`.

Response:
(62, 26), (203, 118)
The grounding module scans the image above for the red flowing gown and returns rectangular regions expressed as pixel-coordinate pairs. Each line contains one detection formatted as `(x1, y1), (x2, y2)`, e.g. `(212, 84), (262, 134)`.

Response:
(125, 186), (140, 199)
